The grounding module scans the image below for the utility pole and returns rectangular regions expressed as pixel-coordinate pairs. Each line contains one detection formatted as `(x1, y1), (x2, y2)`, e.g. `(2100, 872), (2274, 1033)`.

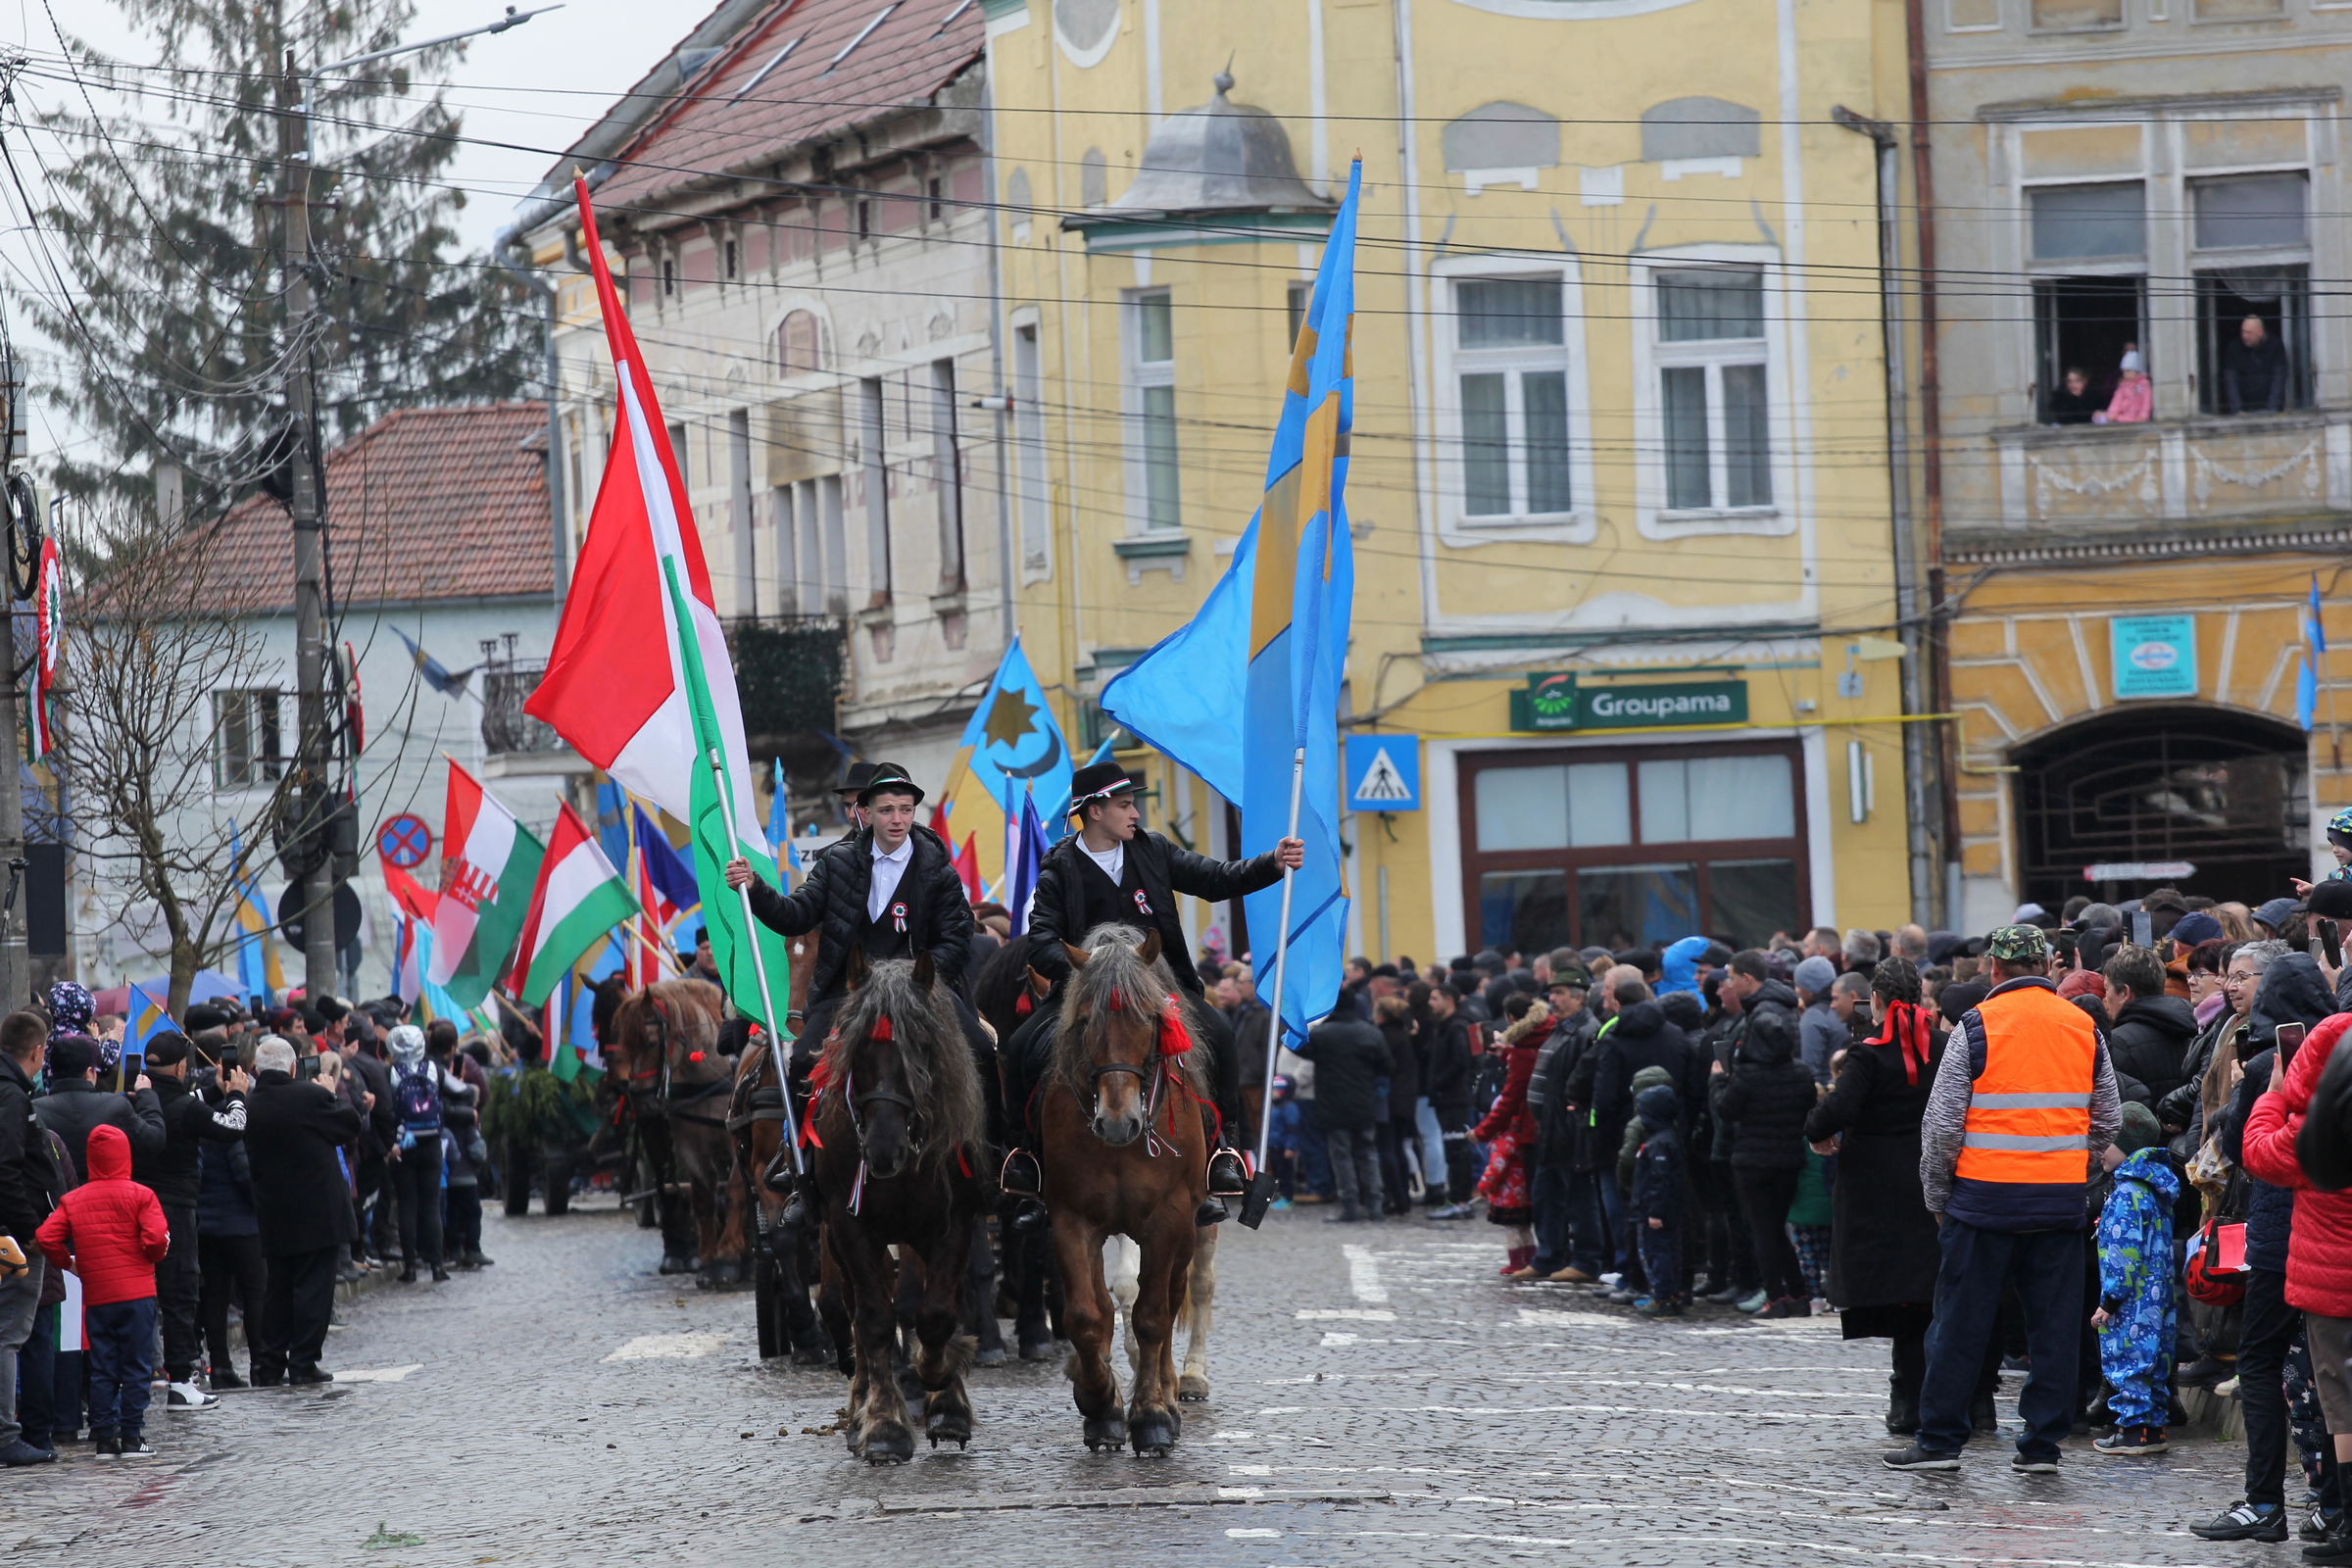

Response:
(278, 50), (337, 1001)
(0, 349), (25, 1010)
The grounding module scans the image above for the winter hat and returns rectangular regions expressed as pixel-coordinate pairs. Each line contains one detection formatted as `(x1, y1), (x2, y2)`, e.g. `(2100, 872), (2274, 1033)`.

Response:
(46, 981), (92, 1043)
(2011, 903), (2047, 925)
(1985, 924), (2051, 963)
(387, 1024), (427, 1069)
(2120, 350), (2144, 374)
(1657, 990), (1704, 1031)
(2056, 968), (2107, 1002)
(1629, 1063), (1676, 1097)
(2330, 806), (2352, 852)
(2169, 911), (2224, 948)
(1793, 956), (1838, 997)
(2255, 897), (2301, 934)
(1635, 1083), (1680, 1130)
(2115, 1102), (2163, 1155)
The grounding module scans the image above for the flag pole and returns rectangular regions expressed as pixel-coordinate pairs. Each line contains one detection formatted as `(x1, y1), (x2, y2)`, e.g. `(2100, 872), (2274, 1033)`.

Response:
(706, 746), (803, 1178)
(1239, 746), (1307, 1230)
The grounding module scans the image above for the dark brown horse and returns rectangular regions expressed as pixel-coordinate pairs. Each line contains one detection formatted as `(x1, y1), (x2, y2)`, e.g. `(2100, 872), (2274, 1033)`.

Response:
(811, 950), (992, 1462)
(1041, 924), (1206, 1456)
(606, 979), (746, 1287)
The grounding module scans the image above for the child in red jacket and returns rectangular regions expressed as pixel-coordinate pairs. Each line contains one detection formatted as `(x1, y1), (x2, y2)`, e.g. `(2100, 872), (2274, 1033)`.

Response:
(35, 1123), (171, 1457)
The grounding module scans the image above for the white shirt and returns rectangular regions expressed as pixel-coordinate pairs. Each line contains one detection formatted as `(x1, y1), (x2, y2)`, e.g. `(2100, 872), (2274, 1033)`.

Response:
(868, 834), (914, 922)
(1080, 838), (1125, 884)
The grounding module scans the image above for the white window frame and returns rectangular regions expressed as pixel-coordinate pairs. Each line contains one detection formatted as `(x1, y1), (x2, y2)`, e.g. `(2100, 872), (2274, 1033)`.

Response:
(1629, 244), (1795, 540)
(1010, 307), (1054, 582)
(1431, 254), (1594, 546)
(1122, 287), (1182, 533)
(212, 688), (284, 793)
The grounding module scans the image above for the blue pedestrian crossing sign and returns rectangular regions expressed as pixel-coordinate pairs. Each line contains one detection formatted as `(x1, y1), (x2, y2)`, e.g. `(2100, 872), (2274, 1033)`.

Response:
(1347, 734), (1421, 812)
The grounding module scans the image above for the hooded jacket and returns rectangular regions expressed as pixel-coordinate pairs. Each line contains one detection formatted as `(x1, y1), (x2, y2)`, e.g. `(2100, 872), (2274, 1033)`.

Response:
(2105, 994), (2200, 1108)
(0, 1051), (57, 1249)
(34, 1077), (165, 1185)
(34, 1123), (170, 1306)
(1657, 937), (1709, 998)
(1710, 981), (1816, 1169)
(1591, 999), (1707, 1152)
(1629, 1083), (1685, 1226)
(2095, 1146), (2180, 1316)
(2244, 1014), (2352, 1314)
(2252, 954), (2338, 1048)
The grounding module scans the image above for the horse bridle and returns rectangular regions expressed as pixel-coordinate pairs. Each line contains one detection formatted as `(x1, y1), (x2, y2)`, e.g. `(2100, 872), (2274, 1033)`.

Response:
(1088, 1054), (1168, 1149)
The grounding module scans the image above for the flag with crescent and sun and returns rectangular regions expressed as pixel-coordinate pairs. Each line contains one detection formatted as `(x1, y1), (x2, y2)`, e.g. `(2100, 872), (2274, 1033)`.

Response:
(934, 637), (1075, 894)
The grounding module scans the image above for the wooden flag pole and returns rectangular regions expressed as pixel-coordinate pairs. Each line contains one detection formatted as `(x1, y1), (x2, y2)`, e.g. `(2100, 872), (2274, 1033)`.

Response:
(1239, 747), (1308, 1230)
(707, 746), (802, 1177)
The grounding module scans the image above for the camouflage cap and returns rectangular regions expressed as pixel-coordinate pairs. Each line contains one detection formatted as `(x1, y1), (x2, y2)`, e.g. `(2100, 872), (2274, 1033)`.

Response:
(1984, 924), (2050, 962)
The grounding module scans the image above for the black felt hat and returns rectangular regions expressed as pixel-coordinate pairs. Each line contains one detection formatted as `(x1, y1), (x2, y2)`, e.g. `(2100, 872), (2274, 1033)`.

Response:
(857, 761), (925, 806)
(834, 760), (879, 799)
(1067, 761), (1142, 815)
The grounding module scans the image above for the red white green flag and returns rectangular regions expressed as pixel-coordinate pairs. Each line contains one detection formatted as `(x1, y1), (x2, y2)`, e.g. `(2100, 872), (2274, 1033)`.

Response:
(508, 802), (637, 1005)
(427, 762), (545, 1009)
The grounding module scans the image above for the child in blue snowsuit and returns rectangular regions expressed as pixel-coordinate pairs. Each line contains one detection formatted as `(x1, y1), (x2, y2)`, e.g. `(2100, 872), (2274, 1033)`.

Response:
(1630, 1084), (1685, 1318)
(2093, 1103), (2179, 1454)
(1264, 1077), (1303, 1204)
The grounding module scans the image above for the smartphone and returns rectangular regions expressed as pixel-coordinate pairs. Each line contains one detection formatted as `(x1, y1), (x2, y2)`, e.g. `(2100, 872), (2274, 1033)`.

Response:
(2278, 1021), (2309, 1072)
(2132, 910), (2154, 948)
(2326, 920), (2344, 968)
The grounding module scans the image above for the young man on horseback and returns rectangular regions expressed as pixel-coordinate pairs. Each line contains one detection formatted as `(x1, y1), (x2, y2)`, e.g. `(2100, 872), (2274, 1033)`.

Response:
(1001, 761), (1303, 1227)
(723, 762), (1000, 1214)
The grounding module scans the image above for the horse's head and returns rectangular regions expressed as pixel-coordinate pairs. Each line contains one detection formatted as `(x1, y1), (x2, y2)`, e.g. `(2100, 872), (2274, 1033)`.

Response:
(834, 950), (945, 1181)
(1058, 927), (1167, 1147)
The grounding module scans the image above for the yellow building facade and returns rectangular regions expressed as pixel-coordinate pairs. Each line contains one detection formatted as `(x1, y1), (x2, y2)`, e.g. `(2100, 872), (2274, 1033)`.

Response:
(983, 0), (1924, 964)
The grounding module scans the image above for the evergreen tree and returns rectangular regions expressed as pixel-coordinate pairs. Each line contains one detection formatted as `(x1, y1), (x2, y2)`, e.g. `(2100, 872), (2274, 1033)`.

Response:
(28, 0), (531, 516)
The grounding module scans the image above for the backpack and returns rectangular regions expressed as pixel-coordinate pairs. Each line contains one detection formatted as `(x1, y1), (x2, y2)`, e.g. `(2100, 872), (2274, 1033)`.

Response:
(393, 1064), (442, 1135)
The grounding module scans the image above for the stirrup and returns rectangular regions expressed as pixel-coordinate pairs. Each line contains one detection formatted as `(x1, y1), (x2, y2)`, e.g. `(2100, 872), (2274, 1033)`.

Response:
(1206, 1147), (1249, 1198)
(1000, 1148), (1043, 1197)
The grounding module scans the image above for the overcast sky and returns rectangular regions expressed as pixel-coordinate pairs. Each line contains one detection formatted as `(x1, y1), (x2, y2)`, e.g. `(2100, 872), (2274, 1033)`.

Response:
(1, 0), (658, 471)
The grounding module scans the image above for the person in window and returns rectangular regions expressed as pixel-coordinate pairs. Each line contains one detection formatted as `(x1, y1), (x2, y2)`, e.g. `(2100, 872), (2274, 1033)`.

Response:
(2223, 315), (2289, 416)
(2047, 368), (2105, 426)
(2095, 349), (2152, 425)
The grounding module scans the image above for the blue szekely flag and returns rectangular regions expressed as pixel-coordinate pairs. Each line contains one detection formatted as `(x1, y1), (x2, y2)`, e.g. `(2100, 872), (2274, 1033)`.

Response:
(124, 982), (173, 1060)
(1101, 159), (1360, 1043)
(2301, 574), (2327, 733)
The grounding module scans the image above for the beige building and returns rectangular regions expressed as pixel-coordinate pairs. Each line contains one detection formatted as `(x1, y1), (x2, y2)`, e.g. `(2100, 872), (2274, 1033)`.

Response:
(980, 0), (1927, 963)
(1921, 0), (2352, 924)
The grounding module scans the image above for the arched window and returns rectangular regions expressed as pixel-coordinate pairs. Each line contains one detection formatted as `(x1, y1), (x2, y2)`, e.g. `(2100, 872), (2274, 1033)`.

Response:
(778, 310), (825, 375)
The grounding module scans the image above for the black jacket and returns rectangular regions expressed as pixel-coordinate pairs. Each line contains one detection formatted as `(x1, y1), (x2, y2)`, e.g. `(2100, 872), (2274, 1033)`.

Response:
(1027, 831), (1282, 998)
(133, 1073), (246, 1210)
(1418, 1011), (1476, 1117)
(34, 1078), (165, 1184)
(1591, 1001), (1709, 1148)
(747, 825), (973, 1006)
(245, 1072), (364, 1257)
(1629, 1089), (1685, 1226)
(1379, 1015), (1420, 1107)
(1710, 982), (1817, 1170)
(1531, 1008), (1599, 1170)
(2104, 995), (2198, 1109)
(0, 1054), (57, 1248)
(343, 1049), (398, 1160)
(1294, 1016), (1393, 1130)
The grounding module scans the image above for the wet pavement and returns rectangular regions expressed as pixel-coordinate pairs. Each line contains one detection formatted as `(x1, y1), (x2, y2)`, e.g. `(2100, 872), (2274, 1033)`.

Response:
(1, 1199), (2265, 1566)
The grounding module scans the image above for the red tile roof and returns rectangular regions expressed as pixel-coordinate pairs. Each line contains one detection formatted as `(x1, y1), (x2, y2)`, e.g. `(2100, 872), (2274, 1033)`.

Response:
(210, 404), (554, 608)
(584, 0), (983, 213)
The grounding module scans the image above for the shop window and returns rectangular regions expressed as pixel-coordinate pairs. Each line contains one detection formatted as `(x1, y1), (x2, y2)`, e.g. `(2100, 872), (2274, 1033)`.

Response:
(2194, 0), (2283, 16)
(1652, 269), (1770, 514)
(1461, 743), (1806, 953)
(2191, 174), (2310, 415)
(1444, 274), (1575, 521)
(1126, 290), (1181, 530)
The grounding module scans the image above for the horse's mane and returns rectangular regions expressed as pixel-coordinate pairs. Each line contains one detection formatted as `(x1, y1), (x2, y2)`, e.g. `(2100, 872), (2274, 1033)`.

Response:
(820, 959), (985, 1165)
(1050, 923), (1208, 1101)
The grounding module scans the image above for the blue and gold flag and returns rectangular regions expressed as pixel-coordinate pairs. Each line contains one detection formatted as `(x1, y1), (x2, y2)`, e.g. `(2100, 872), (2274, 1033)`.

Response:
(1102, 160), (1361, 1043)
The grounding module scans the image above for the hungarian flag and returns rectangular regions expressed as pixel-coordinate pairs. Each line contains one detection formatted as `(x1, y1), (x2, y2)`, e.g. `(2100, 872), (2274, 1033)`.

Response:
(30, 538), (60, 759)
(428, 762), (546, 1009)
(527, 176), (790, 1029)
(509, 802), (637, 1005)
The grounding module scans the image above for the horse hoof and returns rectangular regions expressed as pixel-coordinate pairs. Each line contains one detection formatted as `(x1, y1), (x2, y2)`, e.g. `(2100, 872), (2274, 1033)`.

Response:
(1018, 1339), (1054, 1362)
(974, 1346), (1008, 1369)
(791, 1345), (834, 1368)
(926, 1411), (972, 1448)
(1082, 1415), (1126, 1452)
(861, 1426), (915, 1464)
(1178, 1374), (1210, 1402)
(1129, 1414), (1178, 1457)
(658, 1254), (695, 1276)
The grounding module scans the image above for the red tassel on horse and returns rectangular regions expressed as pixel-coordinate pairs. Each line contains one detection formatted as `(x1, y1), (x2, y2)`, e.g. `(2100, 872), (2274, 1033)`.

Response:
(869, 1014), (893, 1042)
(1157, 996), (1192, 1058)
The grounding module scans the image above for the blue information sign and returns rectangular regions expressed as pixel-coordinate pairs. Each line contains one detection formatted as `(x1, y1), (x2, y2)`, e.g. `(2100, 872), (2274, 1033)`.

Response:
(1346, 734), (1421, 812)
(2111, 615), (2197, 700)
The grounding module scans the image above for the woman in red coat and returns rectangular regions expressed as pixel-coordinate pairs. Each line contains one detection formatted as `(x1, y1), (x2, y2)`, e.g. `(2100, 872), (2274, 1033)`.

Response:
(2242, 1007), (2352, 1560)
(1475, 999), (1549, 1278)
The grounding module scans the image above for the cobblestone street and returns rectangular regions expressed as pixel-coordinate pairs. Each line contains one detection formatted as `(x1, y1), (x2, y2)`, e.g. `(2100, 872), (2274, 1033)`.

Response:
(0, 1201), (2262, 1567)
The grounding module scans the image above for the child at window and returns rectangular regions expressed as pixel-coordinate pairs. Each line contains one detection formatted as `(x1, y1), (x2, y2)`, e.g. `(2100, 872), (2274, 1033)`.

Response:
(2095, 349), (2152, 424)
(2046, 367), (2104, 425)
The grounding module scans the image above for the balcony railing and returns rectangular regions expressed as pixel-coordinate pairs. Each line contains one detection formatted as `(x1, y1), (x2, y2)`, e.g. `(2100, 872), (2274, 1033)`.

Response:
(1974, 409), (2350, 537)
(481, 662), (565, 757)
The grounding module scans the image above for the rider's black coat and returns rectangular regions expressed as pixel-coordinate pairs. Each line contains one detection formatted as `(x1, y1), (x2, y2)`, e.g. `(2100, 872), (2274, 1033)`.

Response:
(745, 825), (972, 1007)
(1025, 831), (1283, 999)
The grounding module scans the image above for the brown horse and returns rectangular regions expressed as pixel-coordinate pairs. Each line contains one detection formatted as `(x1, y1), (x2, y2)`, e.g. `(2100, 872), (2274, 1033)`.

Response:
(811, 950), (992, 1462)
(606, 979), (746, 1287)
(1041, 923), (1206, 1456)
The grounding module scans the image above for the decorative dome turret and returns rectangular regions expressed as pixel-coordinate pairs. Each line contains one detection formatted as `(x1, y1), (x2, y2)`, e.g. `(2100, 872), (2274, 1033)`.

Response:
(1100, 70), (1330, 215)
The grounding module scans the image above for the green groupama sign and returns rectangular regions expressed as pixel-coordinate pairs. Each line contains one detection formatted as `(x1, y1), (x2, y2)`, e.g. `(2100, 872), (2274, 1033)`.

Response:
(1507, 673), (1749, 732)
